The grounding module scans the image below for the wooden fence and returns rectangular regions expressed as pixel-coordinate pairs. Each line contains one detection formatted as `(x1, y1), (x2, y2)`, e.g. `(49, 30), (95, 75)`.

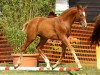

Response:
(0, 27), (13, 63)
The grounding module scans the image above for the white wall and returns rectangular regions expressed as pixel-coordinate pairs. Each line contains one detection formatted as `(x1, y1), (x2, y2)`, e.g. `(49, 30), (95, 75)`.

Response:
(55, 0), (69, 15)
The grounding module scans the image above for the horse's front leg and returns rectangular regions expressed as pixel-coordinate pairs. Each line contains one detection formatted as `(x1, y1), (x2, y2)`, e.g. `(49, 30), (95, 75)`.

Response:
(61, 36), (82, 69)
(36, 37), (51, 70)
(52, 43), (66, 69)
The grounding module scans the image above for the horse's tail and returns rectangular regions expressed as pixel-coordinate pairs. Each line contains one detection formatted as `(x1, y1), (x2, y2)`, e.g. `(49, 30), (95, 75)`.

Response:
(22, 21), (29, 32)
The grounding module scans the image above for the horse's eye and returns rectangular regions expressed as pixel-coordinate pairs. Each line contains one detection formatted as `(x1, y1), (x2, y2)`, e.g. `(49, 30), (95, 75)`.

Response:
(80, 15), (83, 17)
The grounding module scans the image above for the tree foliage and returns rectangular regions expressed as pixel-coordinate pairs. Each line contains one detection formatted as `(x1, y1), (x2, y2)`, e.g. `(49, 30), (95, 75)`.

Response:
(0, 0), (55, 53)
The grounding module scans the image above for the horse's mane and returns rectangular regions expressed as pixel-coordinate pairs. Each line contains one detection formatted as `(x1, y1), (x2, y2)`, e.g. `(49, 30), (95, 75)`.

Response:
(90, 15), (100, 46)
(60, 7), (77, 17)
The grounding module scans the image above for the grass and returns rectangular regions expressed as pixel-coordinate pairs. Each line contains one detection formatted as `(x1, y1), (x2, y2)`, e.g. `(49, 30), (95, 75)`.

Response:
(0, 70), (68, 75)
(0, 63), (100, 75)
(0, 68), (100, 75)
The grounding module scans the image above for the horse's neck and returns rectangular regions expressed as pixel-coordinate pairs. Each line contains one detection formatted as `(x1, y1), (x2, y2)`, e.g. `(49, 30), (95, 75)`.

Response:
(60, 9), (77, 26)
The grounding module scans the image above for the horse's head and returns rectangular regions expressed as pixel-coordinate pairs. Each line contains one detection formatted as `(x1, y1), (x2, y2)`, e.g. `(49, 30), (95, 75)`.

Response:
(75, 5), (87, 28)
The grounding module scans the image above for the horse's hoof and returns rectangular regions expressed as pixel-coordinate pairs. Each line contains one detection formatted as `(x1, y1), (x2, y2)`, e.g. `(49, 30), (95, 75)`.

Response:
(50, 66), (56, 70)
(51, 67), (55, 70)
(14, 64), (21, 69)
(46, 67), (53, 70)
(47, 67), (52, 70)
(79, 68), (83, 70)
(14, 65), (18, 69)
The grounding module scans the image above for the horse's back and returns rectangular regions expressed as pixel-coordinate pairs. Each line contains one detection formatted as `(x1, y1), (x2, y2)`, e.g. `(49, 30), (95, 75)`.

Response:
(24, 16), (59, 39)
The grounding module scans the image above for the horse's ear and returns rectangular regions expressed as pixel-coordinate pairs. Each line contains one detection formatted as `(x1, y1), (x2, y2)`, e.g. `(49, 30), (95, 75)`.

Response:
(83, 6), (87, 11)
(76, 4), (82, 10)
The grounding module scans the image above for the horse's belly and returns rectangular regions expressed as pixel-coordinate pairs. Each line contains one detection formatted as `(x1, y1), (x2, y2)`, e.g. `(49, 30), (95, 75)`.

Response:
(50, 35), (59, 39)
(39, 30), (58, 39)
(38, 28), (58, 39)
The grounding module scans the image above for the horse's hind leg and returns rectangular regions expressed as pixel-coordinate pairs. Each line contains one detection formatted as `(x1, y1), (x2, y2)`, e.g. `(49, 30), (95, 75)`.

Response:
(52, 43), (66, 69)
(14, 31), (37, 69)
(21, 31), (37, 52)
(36, 37), (51, 69)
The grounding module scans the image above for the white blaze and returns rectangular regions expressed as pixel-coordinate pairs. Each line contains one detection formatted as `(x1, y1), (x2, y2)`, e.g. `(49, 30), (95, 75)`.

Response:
(83, 12), (87, 27)
(83, 12), (85, 16)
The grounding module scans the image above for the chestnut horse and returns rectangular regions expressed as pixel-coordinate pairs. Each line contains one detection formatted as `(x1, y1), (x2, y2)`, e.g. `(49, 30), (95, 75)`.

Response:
(90, 15), (100, 46)
(15, 5), (87, 70)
